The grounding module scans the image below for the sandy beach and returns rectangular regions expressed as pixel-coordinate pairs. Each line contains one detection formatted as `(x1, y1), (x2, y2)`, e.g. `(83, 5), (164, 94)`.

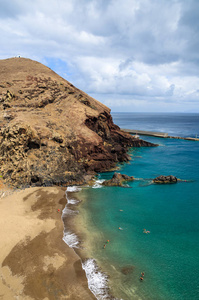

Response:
(0, 186), (95, 300)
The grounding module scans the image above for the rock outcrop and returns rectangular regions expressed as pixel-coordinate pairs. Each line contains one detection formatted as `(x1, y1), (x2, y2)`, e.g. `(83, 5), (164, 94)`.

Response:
(0, 57), (157, 187)
(153, 175), (178, 184)
(102, 172), (134, 187)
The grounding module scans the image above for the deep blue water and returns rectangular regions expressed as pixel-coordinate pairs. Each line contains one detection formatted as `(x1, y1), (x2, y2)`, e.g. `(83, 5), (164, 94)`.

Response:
(112, 112), (199, 138)
(78, 113), (199, 300)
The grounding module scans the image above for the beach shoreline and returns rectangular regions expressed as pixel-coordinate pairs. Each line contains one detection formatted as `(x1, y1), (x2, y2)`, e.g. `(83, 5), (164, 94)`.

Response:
(69, 184), (147, 300)
(64, 186), (115, 300)
(0, 186), (95, 300)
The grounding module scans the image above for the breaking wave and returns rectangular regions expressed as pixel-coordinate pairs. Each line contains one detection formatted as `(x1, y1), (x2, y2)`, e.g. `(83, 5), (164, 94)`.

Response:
(62, 185), (116, 299)
(67, 198), (79, 205)
(63, 231), (80, 248)
(66, 186), (82, 192)
(82, 258), (114, 300)
(62, 186), (81, 248)
(92, 179), (105, 189)
(62, 206), (78, 215)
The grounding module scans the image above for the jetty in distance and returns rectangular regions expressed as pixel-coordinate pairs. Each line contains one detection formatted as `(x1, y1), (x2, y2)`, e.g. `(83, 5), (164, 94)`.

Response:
(122, 129), (199, 141)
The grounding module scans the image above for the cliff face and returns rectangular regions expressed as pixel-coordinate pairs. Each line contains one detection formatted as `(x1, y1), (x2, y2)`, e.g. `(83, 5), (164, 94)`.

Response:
(0, 58), (156, 187)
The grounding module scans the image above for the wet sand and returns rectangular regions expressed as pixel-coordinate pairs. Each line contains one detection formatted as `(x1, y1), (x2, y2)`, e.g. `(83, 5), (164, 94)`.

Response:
(0, 186), (95, 300)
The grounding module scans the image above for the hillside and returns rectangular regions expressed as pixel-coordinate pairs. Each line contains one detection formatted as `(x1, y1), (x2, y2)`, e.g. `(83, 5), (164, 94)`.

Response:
(0, 57), (155, 187)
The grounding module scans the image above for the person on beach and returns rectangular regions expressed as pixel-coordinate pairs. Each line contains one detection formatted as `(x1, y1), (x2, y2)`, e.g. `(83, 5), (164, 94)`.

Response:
(103, 244), (106, 249)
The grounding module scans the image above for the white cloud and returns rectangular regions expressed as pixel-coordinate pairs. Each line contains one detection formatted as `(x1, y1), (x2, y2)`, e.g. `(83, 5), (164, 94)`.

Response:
(0, 0), (199, 112)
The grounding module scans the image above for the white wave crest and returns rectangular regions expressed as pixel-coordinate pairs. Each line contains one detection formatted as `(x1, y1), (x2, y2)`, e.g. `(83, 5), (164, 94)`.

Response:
(66, 186), (82, 192)
(82, 258), (110, 300)
(62, 206), (78, 215)
(62, 186), (80, 248)
(63, 231), (79, 248)
(67, 198), (79, 205)
(92, 179), (105, 189)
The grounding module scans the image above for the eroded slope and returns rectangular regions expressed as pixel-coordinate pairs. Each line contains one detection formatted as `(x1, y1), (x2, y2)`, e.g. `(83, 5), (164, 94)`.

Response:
(0, 58), (156, 187)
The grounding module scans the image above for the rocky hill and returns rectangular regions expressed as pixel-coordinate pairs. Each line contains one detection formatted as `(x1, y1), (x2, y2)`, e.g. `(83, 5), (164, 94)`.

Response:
(0, 57), (156, 187)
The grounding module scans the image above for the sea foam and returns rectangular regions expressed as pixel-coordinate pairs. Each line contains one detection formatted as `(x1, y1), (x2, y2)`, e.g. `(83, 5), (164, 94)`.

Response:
(82, 258), (113, 300)
(62, 186), (81, 248)
(67, 198), (79, 205)
(63, 185), (115, 299)
(92, 179), (105, 189)
(63, 231), (79, 248)
(62, 206), (78, 215)
(66, 186), (82, 192)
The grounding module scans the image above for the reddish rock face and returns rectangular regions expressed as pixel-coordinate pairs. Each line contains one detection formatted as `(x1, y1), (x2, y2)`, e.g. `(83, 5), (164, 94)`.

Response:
(0, 58), (157, 187)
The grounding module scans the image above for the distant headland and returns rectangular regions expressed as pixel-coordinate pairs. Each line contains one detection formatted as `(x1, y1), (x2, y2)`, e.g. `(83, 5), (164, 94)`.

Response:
(122, 128), (199, 141)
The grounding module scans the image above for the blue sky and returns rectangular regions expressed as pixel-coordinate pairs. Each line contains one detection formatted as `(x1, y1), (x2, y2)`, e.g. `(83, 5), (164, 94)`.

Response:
(0, 0), (199, 112)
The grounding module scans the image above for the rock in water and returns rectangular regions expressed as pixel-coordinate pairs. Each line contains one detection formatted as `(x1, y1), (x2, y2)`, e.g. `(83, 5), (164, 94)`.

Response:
(102, 172), (134, 187)
(0, 57), (157, 187)
(153, 175), (178, 184)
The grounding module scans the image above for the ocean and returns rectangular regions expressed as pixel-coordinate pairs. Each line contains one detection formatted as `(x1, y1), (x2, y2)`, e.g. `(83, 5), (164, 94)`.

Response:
(64, 112), (199, 300)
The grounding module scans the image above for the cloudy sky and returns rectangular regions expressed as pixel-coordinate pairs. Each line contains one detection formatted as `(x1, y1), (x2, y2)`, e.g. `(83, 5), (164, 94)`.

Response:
(1, 0), (199, 112)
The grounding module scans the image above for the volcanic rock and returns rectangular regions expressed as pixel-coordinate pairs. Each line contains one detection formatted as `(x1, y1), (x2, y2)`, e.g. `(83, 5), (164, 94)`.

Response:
(153, 175), (178, 184)
(102, 172), (134, 187)
(0, 57), (157, 187)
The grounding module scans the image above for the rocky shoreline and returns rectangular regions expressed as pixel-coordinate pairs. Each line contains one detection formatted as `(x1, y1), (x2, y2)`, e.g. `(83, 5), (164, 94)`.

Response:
(0, 57), (157, 189)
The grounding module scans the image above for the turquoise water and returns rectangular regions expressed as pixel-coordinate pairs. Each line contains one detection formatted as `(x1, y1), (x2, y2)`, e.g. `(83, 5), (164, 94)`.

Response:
(79, 133), (199, 299)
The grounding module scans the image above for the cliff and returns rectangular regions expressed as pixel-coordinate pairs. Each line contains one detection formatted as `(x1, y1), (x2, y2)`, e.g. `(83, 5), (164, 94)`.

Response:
(0, 58), (156, 187)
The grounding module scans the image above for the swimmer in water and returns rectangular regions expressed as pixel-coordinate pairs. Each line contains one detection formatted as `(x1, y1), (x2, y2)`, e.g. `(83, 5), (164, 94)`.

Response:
(119, 227), (123, 230)
(140, 277), (144, 281)
(143, 229), (150, 234)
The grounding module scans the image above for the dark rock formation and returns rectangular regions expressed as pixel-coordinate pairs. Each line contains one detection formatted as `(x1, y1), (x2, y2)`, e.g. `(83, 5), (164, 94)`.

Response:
(0, 57), (157, 187)
(102, 172), (134, 187)
(153, 175), (178, 184)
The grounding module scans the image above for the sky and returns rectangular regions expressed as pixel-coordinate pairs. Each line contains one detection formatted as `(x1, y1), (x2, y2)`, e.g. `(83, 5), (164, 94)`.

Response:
(0, 0), (199, 112)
